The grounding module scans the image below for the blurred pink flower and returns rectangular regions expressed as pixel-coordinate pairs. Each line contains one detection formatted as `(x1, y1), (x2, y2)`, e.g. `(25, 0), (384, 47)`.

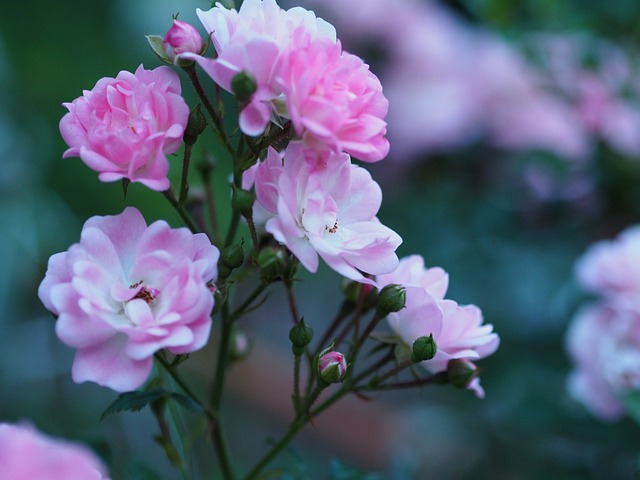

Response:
(0, 423), (109, 479)
(576, 225), (640, 299)
(277, 37), (389, 162)
(163, 19), (203, 63)
(248, 142), (401, 284)
(565, 304), (640, 421)
(38, 207), (219, 392)
(191, 0), (335, 136)
(377, 255), (499, 397)
(59, 65), (189, 191)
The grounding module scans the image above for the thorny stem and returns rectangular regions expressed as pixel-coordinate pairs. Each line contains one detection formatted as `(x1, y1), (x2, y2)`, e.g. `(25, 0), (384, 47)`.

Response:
(179, 143), (193, 205)
(163, 189), (199, 234)
(184, 65), (235, 157)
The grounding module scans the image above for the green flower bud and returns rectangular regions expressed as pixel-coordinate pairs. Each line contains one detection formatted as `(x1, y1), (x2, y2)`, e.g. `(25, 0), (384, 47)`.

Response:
(232, 187), (255, 218)
(257, 246), (287, 282)
(411, 334), (437, 362)
(447, 359), (478, 389)
(231, 71), (257, 104)
(289, 318), (314, 355)
(221, 240), (245, 269)
(184, 104), (207, 145)
(376, 284), (406, 318)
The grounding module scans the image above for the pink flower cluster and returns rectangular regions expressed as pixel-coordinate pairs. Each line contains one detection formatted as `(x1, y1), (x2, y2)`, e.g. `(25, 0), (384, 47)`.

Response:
(38, 207), (219, 392)
(0, 423), (109, 479)
(377, 255), (500, 397)
(60, 65), (189, 191)
(566, 226), (640, 420)
(190, 0), (389, 162)
(245, 142), (401, 284)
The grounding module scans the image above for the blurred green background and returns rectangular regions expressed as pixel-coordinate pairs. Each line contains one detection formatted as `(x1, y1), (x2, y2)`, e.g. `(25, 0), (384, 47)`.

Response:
(2, 0), (640, 479)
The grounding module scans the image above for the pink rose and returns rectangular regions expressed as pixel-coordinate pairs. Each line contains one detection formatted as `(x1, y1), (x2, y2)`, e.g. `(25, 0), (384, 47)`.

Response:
(576, 225), (640, 299)
(565, 304), (640, 421)
(191, 0), (335, 136)
(59, 65), (189, 191)
(38, 207), (219, 392)
(0, 423), (109, 479)
(248, 142), (401, 284)
(376, 255), (499, 398)
(163, 19), (203, 63)
(277, 37), (390, 162)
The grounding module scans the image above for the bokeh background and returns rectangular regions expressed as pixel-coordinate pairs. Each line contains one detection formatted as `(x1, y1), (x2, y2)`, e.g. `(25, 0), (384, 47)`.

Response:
(2, 0), (640, 478)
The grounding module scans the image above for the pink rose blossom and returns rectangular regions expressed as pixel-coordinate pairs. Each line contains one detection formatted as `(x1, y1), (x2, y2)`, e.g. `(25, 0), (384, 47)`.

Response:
(38, 207), (219, 392)
(163, 19), (203, 63)
(576, 225), (640, 299)
(277, 37), (390, 162)
(377, 255), (499, 398)
(59, 65), (189, 191)
(565, 304), (640, 421)
(0, 423), (109, 479)
(190, 0), (335, 136)
(247, 142), (401, 284)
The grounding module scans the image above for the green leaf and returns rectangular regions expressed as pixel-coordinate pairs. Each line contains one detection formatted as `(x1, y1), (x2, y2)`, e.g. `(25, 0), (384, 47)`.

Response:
(145, 35), (172, 64)
(100, 388), (168, 420)
(170, 393), (204, 414)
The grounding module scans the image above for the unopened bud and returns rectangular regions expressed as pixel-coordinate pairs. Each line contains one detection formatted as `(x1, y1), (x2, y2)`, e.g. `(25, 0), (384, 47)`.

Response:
(221, 240), (245, 270)
(163, 19), (203, 66)
(229, 328), (250, 361)
(231, 71), (257, 104)
(232, 187), (255, 218)
(376, 284), (406, 318)
(447, 359), (478, 389)
(257, 246), (287, 282)
(341, 279), (376, 304)
(412, 334), (437, 362)
(184, 104), (207, 145)
(318, 351), (347, 385)
(289, 318), (313, 355)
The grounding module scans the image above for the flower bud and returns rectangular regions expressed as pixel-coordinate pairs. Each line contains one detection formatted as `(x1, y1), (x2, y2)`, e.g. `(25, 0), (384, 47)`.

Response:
(184, 104), (207, 145)
(221, 240), (245, 270)
(447, 359), (479, 389)
(257, 246), (287, 282)
(229, 328), (250, 361)
(163, 19), (203, 65)
(231, 71), (257, 104)
(376, 284), (406, 318)
(232, 187), (255, 218)
(289, 318), (313, 354)
(411, 334), (437, 362)
(318, 351), (347, 385)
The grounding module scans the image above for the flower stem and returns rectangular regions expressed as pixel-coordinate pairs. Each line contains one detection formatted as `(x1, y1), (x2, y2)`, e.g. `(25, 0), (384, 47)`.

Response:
(179, 143), (193, 205)
(184, 65), (235, 157)
(163, 189), (199, 233)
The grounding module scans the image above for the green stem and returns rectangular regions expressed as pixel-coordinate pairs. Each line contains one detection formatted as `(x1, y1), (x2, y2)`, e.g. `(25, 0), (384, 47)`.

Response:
(154, 353), (215, 420)
(285, 281), (300, 324)
(163, 189), (199, 233)
(179, 143), (193, 205)
(229, 283), (268, 321)
(199, 160), (224, 247)
(210, 304), (236, 480)
(225, 210), (241, 248)
(184, 65), (235, 157)
(293, 352), (302, 413)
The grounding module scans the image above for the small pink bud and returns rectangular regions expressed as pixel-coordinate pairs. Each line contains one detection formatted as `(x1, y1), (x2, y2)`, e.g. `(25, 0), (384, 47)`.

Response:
(163, 19), (203, 64)
(318, 351), (348, 385)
